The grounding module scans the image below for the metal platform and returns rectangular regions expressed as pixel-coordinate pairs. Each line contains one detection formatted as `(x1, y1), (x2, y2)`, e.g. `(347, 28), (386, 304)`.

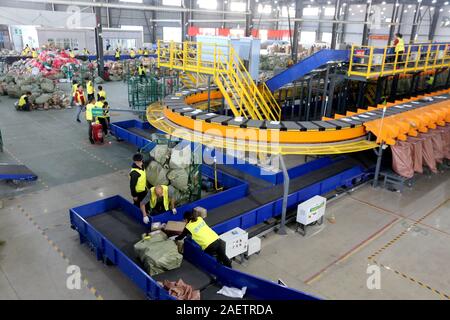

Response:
(0, 164), (38, 181)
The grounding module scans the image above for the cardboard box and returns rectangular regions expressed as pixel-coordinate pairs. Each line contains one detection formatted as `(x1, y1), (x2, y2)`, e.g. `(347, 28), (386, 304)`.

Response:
(164, 221), (186, 236)
(193, 206), (207, 219)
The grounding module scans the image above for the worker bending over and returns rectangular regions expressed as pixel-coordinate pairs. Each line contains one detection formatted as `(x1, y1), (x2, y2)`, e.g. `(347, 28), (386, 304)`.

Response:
(140, 185), (177, 223)
(17, 91), (32, 111)
(175, 211), (232, 268)
(85, 96), (96, 144)
(130, 153), (149, 207)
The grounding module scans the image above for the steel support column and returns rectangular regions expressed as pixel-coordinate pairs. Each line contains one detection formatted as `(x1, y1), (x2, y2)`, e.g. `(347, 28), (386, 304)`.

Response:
(330, 0), (341, 49)
(277, 155), (289, 235)
(94, 1), (104, 78)
(410, 3), (421, 44)
(292, 0), (303, 63)
(428, 5), (441, 41)
(388, 0), (399, 45)
(361, 1), (371, 46)
(245, 0), (254, 37)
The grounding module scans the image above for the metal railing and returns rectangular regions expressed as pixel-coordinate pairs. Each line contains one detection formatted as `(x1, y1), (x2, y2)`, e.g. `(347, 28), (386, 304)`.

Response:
(348, 43), (450, 78)
(157, 40), (280, 120)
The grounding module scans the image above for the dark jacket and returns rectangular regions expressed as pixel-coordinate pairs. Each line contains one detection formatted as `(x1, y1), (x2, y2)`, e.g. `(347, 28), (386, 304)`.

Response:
(129, 160), (150, 197)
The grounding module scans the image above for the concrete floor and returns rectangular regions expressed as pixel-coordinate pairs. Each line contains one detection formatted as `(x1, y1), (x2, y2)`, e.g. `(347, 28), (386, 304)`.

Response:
(0, 80), (449, 300)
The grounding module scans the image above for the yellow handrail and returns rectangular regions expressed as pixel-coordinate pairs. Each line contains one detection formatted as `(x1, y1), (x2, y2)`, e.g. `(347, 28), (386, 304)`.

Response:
(348, 43), (450, 78)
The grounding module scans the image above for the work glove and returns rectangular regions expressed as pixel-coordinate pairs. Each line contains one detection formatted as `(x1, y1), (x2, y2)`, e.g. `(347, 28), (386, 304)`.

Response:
(143, 216), (150, 224)
(172, 208), (177, 215)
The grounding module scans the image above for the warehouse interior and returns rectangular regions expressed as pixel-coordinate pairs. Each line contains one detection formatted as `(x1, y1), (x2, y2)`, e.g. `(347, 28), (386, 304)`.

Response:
(0, 0), (449, 301)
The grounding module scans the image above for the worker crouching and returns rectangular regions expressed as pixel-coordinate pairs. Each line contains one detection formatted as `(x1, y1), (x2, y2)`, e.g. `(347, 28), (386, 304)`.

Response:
(16, 91), (33, 111)
(140, 185), (177, 223)
(175, 211), (232, 268)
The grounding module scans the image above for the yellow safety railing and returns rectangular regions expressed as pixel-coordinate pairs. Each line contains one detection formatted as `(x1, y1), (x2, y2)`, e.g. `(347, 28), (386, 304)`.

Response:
(348, 43), (450, 78)
(157, 40), (280, 120)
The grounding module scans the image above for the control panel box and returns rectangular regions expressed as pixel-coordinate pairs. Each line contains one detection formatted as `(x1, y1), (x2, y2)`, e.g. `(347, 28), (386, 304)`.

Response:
(219, 227), (248, 259)
(296, 195), (327, 225)
(247, 236), (261, 256)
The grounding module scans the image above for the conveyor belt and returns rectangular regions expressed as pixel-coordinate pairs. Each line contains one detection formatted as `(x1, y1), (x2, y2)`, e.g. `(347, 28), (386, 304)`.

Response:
(206, 157), (361, 226)
(0, 164), (38, 181)
(87, 209), (252, 299)
(87, 209), (147, 260)
(127, 127), (158, 141)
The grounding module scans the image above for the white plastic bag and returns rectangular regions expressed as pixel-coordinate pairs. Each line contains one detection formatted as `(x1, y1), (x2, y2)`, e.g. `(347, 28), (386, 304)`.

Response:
(216, 286), (247, 299)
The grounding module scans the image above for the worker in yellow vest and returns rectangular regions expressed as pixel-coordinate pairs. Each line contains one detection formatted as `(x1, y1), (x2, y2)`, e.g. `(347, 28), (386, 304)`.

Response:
(129, 48), (136, 59)
(115, 48), (121, 61)
(85, 96), (96, 144)
(83, 48), (90, 55)
(175, 211), (232, 268)
(138, 64), (147, 82)
(31, 48), (38, 59)
(95, 97), (109, 137)
(394, 33), (405, 68)
(138, 48), (143, 55)
(70, 80), (78, 107)
(23, 44), (30, 56)
(17, 91), (32, 111)
(143, 48), (149, 56)
(130, 153), (149, 208)
(86, 79), (95, 101)
(139, 185), (177, 223)
(426, 74), (435, 93)
(97, 85), (106, 101)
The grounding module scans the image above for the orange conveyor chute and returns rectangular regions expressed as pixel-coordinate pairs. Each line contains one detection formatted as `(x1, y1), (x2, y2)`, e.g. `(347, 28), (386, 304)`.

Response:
(363, 100), (450, 145)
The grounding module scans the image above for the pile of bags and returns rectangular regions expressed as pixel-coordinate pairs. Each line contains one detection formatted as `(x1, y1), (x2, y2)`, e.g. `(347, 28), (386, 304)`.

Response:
(146, 136), (199, 204)
(134, 232), (182, 276)
(5, 50), (81, 79)
(0, 75), (70, 109)
(391, 125), (450, 178)
(105, 61), (123, 81)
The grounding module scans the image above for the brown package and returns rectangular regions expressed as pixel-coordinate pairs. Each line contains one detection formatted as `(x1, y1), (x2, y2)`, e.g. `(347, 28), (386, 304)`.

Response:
(164, 221), (186, 236)
(161, 279), (200, 300)
(391, 141), (414, 178)
(193, 206), (207, 219)
(418, 133), (437, 173)
(407, 137), (424, 173)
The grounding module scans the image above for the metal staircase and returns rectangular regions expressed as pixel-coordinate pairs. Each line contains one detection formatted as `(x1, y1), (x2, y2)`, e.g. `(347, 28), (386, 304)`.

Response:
(157, 40), (280, 121)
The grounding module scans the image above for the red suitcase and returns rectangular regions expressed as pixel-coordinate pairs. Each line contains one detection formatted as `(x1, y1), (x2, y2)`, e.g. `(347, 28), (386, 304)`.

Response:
(92, 123), (104, 144)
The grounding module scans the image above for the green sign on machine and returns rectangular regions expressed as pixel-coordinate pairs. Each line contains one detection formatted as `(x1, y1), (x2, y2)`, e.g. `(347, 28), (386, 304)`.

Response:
(92, 108), (104, 117)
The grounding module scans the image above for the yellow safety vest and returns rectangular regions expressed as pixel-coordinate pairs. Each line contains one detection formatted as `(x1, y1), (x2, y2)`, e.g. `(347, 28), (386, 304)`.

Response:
(138, 66), (145, 76)
(95, 101), (104, 118)
(115, 51), (120, 58)
(130, 50), (136, 58)
(87, 81), (94, 94)
(395, 38), (405, 53)
(185, 217), (219, 250)
(32, 51), (38, 58)
(72, 84), (78, 95)
(83, 49), (89, 55)
(98, 90), (106, 99)
(138, 49), (143, 55)
(427, 76), (434, 85)
(18, 95), (27, 107)
(86, 103), (94, 121)
(130, 168), (147, 193)
(144, 50), (149, 56)
(150, 185), (169, 210)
